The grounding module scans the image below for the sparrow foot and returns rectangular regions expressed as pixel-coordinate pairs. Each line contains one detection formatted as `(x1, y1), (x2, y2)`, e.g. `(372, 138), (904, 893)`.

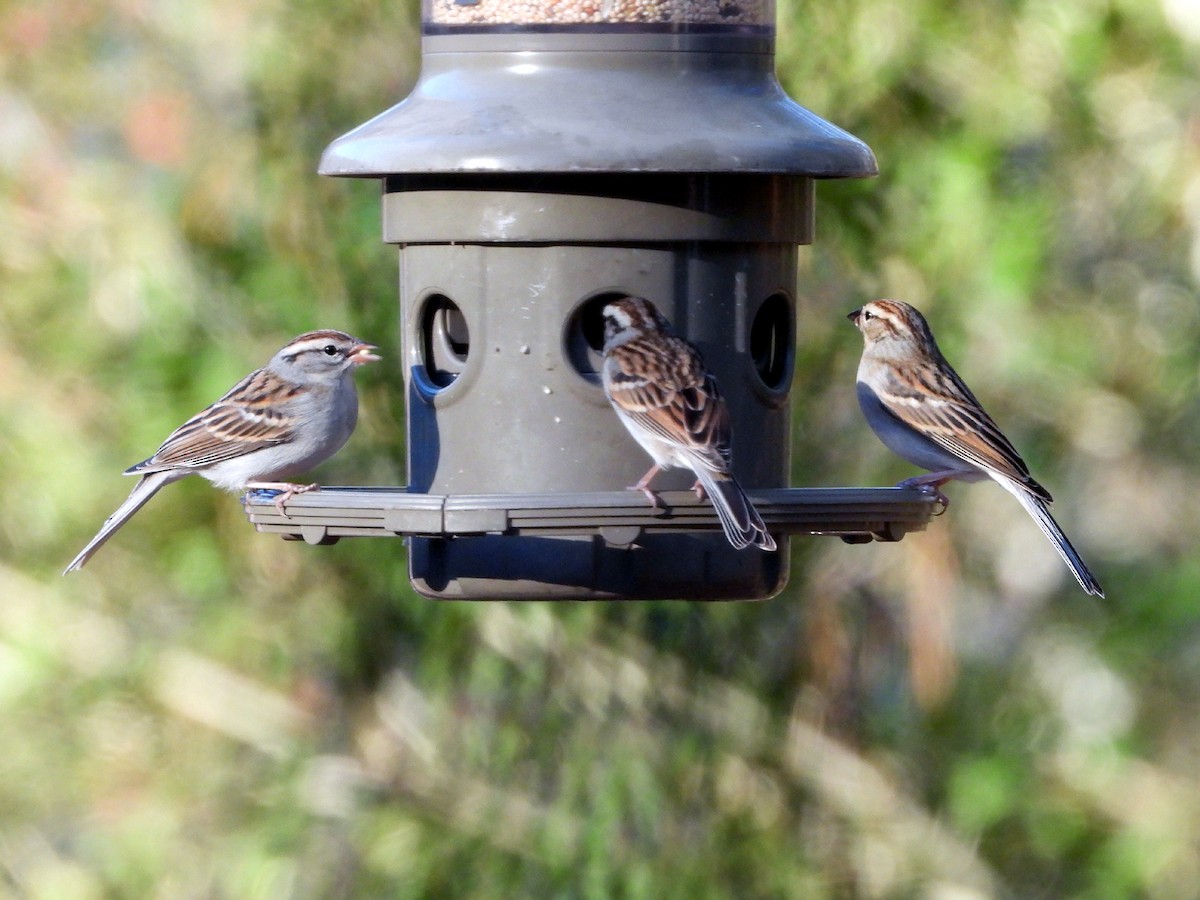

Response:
(246, 481), (320, 517)
(627, 484), (664, 510)
(927, 489), (950, 516)
(896, 477), (950, 514)
(627, 463), (665, 509)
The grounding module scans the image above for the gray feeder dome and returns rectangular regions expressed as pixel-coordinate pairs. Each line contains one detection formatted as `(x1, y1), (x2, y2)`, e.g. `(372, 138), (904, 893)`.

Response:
(242, 2), (938, 599)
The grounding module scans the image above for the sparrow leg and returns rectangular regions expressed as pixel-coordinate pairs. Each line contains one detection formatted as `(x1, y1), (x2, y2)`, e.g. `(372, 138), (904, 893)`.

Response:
(690, 479), (707, 502)
(245, 481), (319, 517)
(628, 464), (663, 509)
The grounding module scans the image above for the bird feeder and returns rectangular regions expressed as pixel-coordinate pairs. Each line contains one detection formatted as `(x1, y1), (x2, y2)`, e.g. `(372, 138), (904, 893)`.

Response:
(242, 0), (939, 599)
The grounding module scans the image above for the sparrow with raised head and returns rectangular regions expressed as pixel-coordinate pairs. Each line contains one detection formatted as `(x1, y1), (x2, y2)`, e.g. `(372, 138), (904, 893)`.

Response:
(64, 330), (379, 573)
(601, 296), (776, 551)
(848, 299), (1103, 597)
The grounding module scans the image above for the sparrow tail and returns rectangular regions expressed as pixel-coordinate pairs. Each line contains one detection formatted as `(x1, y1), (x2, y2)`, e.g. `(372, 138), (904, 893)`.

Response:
(1003, 481), (1104, 598)
(63, 471), (181, 574)
(695, 469), (777, 552)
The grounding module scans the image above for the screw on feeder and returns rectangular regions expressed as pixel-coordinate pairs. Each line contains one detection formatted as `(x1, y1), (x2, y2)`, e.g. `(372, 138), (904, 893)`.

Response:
(239, 0), (942, 599)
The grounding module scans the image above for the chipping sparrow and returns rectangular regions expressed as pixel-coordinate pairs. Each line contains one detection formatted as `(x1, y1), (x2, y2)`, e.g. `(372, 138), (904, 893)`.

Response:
(849, 299), (1103, 597)
(64, 330), (379, 574)
(601, 296), (776, 551)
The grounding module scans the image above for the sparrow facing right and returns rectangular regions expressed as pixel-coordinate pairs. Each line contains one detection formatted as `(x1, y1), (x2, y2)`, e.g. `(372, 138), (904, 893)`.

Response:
(64, 330), (379, 573)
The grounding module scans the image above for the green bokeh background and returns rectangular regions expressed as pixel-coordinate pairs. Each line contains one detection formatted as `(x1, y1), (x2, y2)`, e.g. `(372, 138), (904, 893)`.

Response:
(4, 0), (1200, 896)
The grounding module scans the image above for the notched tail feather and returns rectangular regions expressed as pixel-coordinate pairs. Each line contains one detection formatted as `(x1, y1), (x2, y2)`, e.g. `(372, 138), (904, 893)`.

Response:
(698, 471), (777, 552)
(1007, 485), (1104, 598)
(63, 472), (178, 574)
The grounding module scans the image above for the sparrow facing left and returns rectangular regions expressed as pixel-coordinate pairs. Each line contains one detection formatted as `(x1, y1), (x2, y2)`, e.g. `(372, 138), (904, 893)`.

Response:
(601, 296), (776, 551)
(849, 298), (1103, 597)
(64, 330), (379, 573)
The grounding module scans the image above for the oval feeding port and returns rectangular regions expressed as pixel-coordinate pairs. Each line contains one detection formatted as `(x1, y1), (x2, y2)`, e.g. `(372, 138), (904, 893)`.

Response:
(565, 292), (621, 383)
(751, 293), (792, 391)
(419, 294), (470, 389)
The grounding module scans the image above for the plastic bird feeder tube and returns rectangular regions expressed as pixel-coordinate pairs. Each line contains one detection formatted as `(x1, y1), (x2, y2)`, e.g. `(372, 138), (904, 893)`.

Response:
(278, 1), (937, 599)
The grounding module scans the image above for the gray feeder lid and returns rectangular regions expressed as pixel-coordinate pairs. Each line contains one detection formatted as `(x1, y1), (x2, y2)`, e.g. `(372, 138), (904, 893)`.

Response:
(242, 487), (937, 546)
(319, 33), (878, 178)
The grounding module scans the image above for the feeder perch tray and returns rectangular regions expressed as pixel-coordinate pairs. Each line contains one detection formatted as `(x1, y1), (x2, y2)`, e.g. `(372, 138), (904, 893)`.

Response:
(242, 487), (938, 547)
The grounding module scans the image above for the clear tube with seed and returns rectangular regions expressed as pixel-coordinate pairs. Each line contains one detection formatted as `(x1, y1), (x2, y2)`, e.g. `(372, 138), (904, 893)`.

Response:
(424, 0), (773, 31)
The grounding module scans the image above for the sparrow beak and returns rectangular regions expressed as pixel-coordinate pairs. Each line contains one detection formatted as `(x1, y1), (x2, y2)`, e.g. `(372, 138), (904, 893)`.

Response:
(846, 308), (862, 326)
(348, 342), (381, 365)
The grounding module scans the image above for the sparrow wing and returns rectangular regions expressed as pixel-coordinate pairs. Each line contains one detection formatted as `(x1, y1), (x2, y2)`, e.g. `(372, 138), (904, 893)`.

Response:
(877, 361), (1053, 503)
(605, 336), (734, 474)
(127, 369), (300, 474)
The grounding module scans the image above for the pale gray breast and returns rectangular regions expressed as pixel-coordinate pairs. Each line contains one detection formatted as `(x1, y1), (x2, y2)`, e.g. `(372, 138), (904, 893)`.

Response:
(856, 381), (981, 477)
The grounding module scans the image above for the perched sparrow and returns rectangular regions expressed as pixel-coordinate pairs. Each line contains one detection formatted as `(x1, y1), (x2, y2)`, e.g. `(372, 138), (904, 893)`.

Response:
(64, 330), (379, 574)
(601, 296), (776, 551)
(848, 299), (1103, 597)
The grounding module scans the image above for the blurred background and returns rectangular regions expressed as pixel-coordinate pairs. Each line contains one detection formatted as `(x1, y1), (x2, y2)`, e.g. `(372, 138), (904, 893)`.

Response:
(3, 0), (1199, 896)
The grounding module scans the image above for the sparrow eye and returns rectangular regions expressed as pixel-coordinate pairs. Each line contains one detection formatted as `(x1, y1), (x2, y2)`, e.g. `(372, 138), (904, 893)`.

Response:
(861, 310), (874, 321)
(323, 345), (339, 356)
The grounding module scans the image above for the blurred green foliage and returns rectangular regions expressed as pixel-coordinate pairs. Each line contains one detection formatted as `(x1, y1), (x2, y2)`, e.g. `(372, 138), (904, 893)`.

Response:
(3, 0), (1200, 896)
